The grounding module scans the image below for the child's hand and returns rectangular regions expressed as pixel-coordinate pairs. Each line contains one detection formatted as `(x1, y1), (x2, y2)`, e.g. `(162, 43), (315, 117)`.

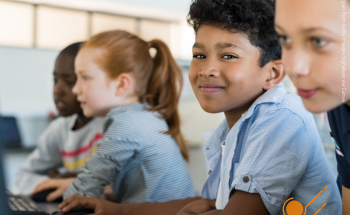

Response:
(48, 169), (78, 179)
(176, 199), (216, 215)
(32, 178), (75, 202)
(59, 194), (118, 215)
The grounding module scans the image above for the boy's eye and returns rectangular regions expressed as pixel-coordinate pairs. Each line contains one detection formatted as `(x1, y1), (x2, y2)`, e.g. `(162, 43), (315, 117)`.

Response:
(193, 54), (206, 59)
(66, 80), (76, 86)
(278, 35), (291, 45)
(222, 55), (237, 59)
(311, 38), (328, 48)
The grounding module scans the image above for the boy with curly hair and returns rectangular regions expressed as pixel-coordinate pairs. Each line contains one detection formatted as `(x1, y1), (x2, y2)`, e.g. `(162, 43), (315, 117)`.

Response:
(58, 0), (341, 214)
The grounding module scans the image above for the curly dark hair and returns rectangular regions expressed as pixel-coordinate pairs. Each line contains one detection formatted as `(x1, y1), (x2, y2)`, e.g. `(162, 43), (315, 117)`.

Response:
(187, 0), (281, 67)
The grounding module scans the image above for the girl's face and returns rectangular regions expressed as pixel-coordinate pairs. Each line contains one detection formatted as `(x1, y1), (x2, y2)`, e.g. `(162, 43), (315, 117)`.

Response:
(72, 48), (120, 117)
(275, 0), (350, 113)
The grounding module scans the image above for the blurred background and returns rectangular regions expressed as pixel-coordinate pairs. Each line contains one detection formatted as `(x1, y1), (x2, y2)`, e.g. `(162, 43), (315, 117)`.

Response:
(0, 0), (336, 195)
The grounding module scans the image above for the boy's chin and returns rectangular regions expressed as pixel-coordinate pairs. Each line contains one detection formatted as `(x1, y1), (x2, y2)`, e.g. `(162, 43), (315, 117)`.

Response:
(199, 103), (225, 114)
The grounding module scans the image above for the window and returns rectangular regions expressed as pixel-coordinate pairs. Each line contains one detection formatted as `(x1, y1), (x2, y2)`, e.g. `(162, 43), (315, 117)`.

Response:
(0, 1), (34, 47)
(91, 13), (137, 36)
(36, 6), (88, 49)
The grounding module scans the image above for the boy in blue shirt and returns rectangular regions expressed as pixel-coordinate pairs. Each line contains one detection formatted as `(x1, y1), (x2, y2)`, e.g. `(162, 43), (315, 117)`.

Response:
(58, 0), (341, 214)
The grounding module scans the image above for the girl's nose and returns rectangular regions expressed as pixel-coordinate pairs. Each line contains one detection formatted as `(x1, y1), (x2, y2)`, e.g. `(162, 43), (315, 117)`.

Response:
(283, 49), (310, 78)
(72, 80), (80, 95)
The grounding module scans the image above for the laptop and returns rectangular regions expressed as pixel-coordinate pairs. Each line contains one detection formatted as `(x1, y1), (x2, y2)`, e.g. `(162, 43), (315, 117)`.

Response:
(0, 142), (10, 215)
(0, 116), (22, 149)
(0, 137), (54, 215)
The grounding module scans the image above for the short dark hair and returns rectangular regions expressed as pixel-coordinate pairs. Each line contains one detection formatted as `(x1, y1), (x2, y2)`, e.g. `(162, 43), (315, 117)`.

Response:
(187, 0), (281, 67)
(60, 42), (84, 57)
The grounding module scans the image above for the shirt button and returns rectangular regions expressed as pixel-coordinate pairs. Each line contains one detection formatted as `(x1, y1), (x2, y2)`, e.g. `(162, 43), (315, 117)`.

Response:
(208, 170), (212, 175)
(222, 142), (225, 146)
(207, 147), (209, 150)
(243, 176), (249, 183)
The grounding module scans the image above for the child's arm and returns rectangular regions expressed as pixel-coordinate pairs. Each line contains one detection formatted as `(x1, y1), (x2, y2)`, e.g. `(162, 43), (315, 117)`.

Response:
(16, 121), (63, 195)
(59, 194), (201, 215)
(176, 190), (269, 215)
(63, 135), (145, 199)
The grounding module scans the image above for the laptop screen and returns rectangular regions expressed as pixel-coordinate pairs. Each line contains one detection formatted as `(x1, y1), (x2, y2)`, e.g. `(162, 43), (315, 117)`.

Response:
(0, 116), (22, 148)
(0, 142), (11, 215)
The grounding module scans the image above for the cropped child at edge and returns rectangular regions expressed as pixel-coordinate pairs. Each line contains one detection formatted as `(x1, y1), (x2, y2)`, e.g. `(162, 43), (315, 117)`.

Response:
(61, 30), (196, 203)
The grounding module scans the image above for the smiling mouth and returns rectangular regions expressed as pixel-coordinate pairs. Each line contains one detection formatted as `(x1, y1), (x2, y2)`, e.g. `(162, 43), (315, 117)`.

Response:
(297, 88), (319, 99)
(199, 85), (224, 94)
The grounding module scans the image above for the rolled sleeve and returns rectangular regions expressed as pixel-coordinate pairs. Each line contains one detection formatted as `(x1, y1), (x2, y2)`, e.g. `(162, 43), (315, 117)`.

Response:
(230, 109), (310, 215)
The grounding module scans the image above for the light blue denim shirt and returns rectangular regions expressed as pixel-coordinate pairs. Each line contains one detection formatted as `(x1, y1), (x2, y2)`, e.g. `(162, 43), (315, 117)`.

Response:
(202, 83), (341, 215)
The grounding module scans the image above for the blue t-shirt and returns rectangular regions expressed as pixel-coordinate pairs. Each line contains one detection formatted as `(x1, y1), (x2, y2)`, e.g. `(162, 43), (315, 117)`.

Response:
(328, 104), (350, 189)
(202, 83), (341, 215)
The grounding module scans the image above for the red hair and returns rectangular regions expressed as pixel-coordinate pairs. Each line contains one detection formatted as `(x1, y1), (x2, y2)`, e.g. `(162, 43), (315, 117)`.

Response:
(82, 30), (189, 161)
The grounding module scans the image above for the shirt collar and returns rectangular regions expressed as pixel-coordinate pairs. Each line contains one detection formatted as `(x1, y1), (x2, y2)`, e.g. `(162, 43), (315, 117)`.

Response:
(107, 102), (144, 117)
(242, 82), (286, 121)
(202, 83), (286, 156)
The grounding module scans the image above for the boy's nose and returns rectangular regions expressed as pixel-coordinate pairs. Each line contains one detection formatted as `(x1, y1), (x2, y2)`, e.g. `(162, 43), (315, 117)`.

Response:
(283, 49), (310, 78)
(53, 82), (65, 96)
(199, 59), (220, 78)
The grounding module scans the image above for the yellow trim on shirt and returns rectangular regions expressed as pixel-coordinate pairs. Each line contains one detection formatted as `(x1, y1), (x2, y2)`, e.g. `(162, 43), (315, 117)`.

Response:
(63, 146), (98, 169)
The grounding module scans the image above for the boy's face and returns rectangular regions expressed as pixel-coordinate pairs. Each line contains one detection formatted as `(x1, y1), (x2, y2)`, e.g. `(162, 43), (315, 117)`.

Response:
(73, 48), (118, 117)
(53, 54), (81, 117)
(275, 0), (350, 113)
(189, 25), (269, 114)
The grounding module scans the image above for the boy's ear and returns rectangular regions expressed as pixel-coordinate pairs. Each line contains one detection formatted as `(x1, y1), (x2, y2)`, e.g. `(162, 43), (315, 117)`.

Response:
(114, 73), (133, 96)
(263, 60), (286, 90)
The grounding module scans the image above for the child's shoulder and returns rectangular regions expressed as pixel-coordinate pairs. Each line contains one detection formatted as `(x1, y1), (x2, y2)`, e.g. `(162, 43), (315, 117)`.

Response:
(104, 103), (165, 140)
(47, 114), (77, 131)
(253, 91), (314, 127)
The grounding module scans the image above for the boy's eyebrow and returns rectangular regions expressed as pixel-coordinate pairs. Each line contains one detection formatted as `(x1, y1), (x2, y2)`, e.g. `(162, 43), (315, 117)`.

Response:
(274, 24), (284, 32)
(193, 43), (204, 49)
(53, 71), (76, 77)
(215, 42), (243, 50)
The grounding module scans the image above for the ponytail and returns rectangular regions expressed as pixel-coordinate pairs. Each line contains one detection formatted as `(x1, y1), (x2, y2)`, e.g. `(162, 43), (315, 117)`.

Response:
(142, 39), (189, 162)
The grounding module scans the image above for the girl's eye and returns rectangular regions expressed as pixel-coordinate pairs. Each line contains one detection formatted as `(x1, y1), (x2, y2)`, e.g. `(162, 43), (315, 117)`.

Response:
(278, 35), (291, 45)
(311, 38), (328, 47)
(222, 55), (237, 59)
(193, 54), (206, 59)
(82, 76), (89, 81)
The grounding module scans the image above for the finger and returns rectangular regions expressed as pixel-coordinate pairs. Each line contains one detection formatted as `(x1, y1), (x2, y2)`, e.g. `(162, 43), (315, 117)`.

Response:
(46, 189), (64, 202)
(33, 180), (57, 194)
(61, 197), (96, 213)
(59, 194), (81, 209)
(206, 199), (216, 208)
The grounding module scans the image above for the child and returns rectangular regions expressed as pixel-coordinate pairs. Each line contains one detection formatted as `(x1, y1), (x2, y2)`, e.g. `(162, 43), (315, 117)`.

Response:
(274, 0), (350, 213)
(16, 42), (105, 202)
(59, 1), (341, 214)
(62, 30), (196, 203)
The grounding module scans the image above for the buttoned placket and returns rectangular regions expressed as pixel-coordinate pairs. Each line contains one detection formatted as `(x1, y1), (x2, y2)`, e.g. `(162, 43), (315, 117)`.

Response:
(219, 116), (246, 208)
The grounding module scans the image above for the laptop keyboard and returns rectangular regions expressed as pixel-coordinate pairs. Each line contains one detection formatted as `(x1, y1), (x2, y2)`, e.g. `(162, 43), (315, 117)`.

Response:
(7, 194), (47, 215)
